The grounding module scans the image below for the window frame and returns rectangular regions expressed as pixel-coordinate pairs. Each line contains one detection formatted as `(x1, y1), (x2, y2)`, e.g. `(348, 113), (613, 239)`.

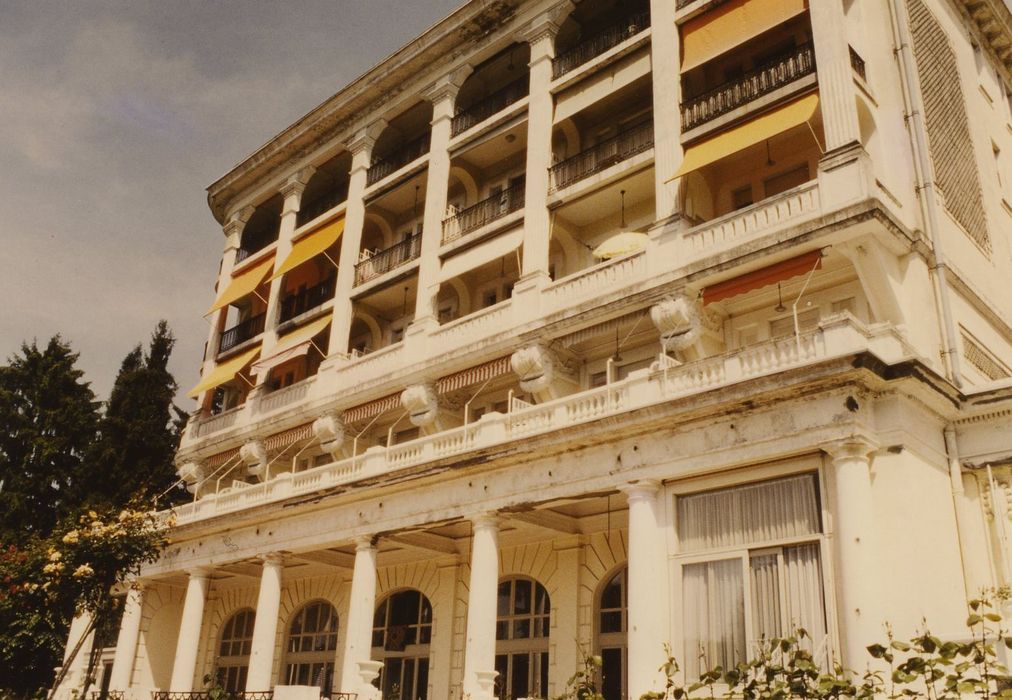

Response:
(495, 576), (551, 700)
(282, 599), (339, 692)
(596, 566), (628, 700)
(371, 588), (434, 700)
(217, 608), (256, 693)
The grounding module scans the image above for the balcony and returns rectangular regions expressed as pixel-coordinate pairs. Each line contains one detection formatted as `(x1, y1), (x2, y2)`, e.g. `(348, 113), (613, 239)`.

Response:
(451, 76), (529, 136)
(354, 233), (422, 286)
(549, 121), (654, 192)
(279, 276), (335, 323)
(552, 10), (651, 79)
(173, 316), (909, 525)
(680, 43), (816, 131)
(366, 134), (430, 186)
(442, 181), (525, 244)
(297, 187), (348, 226)
(219, 312), (266, 353)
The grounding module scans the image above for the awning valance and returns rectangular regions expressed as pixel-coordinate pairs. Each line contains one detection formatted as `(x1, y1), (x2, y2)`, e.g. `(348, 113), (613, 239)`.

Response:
(271, 218), (344, 280)
(250, 316), (331, 374)
(670, 92), (820, 180)
(187, 346), (261, 398)
(439, 227), (523, 282)
(207, 256), (275, 314)
(703, 250), (822, 305)
(681, 0), (808, 73)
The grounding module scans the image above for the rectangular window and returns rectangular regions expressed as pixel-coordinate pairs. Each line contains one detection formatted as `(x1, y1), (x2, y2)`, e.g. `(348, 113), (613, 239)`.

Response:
(769, 308), (819, 339)
(676, 474), (828, 678)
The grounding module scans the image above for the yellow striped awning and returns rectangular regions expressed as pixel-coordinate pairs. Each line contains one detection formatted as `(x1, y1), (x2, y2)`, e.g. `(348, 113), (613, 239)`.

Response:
(207, 256), (275, 314)
(669, 92), (820, 181)
(251, 315), (332, 374)
(187, 346), (260, 398)
(271, 217), (344, 280)
(681, 0), (808, 73)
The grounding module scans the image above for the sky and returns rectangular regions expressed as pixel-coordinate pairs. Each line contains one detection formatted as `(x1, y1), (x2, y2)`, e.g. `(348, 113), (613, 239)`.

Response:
(0, 0), (464, 407)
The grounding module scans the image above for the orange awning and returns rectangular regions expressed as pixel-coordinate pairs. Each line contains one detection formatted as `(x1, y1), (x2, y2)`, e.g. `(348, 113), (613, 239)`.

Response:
(207, 256), (274, 314)
(681, 0), (808, 73)
(187, 346), (260, 398)
(703, 250), (822, 305)
(271, 217), (344, 280)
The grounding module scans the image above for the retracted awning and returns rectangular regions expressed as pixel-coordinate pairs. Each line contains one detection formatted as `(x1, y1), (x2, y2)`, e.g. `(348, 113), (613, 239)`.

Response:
(681, 0), (808, 73)
(187, 346), (261, 398)
(207, 256), (275, 314)
(271, 217), (344, 280)
(669, 92), (820, 181)
(439, 227), (523, 282)
(250, 315), (331, 374)
(703, 249), (822, 305)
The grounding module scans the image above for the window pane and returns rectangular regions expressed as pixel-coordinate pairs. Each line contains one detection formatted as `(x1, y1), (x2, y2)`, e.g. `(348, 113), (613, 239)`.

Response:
(750, 553), (782, 644)
(600, 610), (623, 634)
(601, 647), (623, 700)
(682, 558), (745, 678)
(601, 573), (623, 609)
(494, 655), (509, 699)
(514, 579), (532, 614)
(511, 653), (530, 700)
(513, 619), (531, 639)
(496, 621), (509, 640)
(416, 658), (430, 700)
(677, 474), (821, 551)
(497, 582), (512, 617)
(392, 591), (420, 626)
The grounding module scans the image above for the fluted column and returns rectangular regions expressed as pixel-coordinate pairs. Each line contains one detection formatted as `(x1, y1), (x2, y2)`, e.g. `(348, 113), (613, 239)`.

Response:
(649, 0), (683, 220)
(413, 69), (469, 328)
(518, 5), (570, 288)
(109, 585), (145, 693)
(823, 437), (880, 672)
(621, 481), (669, 700)
(246, 553), (285, 691)
(327, 128), (380, 360)
(169, 568), (210, 692)
(462, 513), (500, 700)
(809, 0), (861, 151)
(340, 537), (379, 693)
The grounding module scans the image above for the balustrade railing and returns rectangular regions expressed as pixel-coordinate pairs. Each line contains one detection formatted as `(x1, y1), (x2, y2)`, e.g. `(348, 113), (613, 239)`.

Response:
(442, 181), (525, 243)
(89, 692), (124, 700)
(552, 10), (651, 79)
(451, 77), (529, 136)
(366, 134), (431, 185)
(279, 276), (335, 322)
(549, 121), (653, 191)
(219, 312), (266, 353)
(680, 43), (816, 130)
(152, 693), (275, 700)
(354, 233), (422, 285)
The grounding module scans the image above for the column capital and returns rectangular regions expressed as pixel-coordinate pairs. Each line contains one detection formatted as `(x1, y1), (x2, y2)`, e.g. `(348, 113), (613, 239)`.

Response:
(821, 436), (879, 463)
(424, 65), (472, 106)
(471, 512), (501, 531)
(280, 166), (315, 206)
(223, 205), (255, 238)
(186, 566), (211, 581)
(523, 1), (573, 48)
(348, 120), (388, 155)
(259, 551), (286, 567)
(354, 535), (378, 552)
(619, 479), (662, 502)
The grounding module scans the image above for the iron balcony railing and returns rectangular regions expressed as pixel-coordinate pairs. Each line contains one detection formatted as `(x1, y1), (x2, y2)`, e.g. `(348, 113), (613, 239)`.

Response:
(219, 312), (266, 353)
(366, 134), (431, 186)
(442, 180), (525, 244)
(89, 692), (124, 700)
(680, 42), (816, 131)
(849, 45), (867, 81)
(552, 10), (651, 79)
(451, 77), (529, 136)
(549, 120), (654, 192)
(297, 186), (349, 227)
(235, 226), (278, 263)
(279, 276), (336, 322)
(354, 232), (422, 286)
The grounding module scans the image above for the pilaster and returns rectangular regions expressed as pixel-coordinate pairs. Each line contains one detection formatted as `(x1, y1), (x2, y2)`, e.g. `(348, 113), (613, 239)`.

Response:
(649, 0), (683, 220)
(809, 0), (861, 152)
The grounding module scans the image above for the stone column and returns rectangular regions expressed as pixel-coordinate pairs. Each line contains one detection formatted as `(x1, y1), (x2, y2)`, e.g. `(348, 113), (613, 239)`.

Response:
(517, 5), (570, 290)
(462, 513), (500, 700)
(246, 553), (285, 691)
(169, 568), (210, 692)
(649, 0), (683, 221)
(109, 585), (145, 693)
(621, 481), (669, 700)
(823, 437), (880, 672)
(809, 0), (861, 151)
(55, 612), (95, 700)
(326, 127), (381, 361)
(412, 69), (469, 329)
(340, 537), (379, 693)
(259, 169), (314, 360)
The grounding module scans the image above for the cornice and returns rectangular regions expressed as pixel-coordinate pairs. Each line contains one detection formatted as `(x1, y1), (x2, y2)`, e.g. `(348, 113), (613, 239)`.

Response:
(949, 0), (1012, 86)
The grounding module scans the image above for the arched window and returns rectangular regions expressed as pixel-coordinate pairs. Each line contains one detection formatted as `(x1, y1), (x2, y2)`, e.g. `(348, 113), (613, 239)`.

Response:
(372, 589), (433, 700)
(284, 600), (339, 693)
(217, 609), (255, 693)
(597, 568), (627, 700)
(495, 577), (550, 700)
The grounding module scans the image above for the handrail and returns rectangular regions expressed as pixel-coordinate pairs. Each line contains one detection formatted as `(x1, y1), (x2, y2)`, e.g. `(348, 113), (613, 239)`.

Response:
(366, 133), (431, 185)
(219, 312), (266, 353)
(442, 180), (525, 243)
(680, 42), (816, 130)
(279, 276), (336, 322)
(552, 10), (651, 79)
(354, 233), (422, 285)
(451, 76), (529, 136)
(549, 120), (654, 192)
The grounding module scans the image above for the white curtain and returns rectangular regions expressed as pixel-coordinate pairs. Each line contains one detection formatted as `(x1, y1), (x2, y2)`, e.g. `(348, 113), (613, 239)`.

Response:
(682, 558), (745, 677)
(677, 474), (820, 552)
(782, 543), (828, 661)
(749, 553), (782, 644)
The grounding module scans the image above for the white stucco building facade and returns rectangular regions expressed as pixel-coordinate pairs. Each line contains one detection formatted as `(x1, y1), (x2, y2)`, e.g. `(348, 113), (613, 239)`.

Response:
(61, 0), (1012, 699)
